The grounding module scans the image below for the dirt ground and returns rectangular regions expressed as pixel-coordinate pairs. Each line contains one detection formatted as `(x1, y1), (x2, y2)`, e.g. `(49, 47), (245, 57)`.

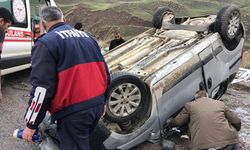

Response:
(0, 70), (250, 150)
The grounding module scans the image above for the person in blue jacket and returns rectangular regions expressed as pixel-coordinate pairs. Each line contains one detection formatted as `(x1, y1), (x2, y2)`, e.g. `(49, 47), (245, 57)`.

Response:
(22, 6), (110, 150)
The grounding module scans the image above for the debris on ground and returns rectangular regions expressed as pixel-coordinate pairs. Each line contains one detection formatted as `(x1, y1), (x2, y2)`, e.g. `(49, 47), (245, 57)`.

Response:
(232, 68), (250, 84)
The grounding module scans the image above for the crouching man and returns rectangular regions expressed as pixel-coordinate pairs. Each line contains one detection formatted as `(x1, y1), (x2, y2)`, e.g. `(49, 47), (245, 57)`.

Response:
(168, 90), (241, 150)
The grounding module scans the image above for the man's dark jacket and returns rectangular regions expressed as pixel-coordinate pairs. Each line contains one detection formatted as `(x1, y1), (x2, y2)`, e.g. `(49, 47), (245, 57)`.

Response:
(109, 38), (125, 50)
(170, 97), (241, 150)
(24, 22), (110, 129)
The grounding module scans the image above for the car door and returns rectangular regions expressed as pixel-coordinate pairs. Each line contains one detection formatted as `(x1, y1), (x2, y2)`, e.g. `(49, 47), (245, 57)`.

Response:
(150, 54), (204, 128)
(1, 0), (32, 75)
(1, 0), (57, 75)
(198, 45), (225, 97)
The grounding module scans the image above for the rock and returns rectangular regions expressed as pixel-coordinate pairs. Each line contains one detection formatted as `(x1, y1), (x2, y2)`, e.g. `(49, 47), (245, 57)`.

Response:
(162, 139), (177, 150)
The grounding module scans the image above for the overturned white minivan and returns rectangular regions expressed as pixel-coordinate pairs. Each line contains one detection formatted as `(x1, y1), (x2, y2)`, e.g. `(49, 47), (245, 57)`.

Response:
(40, 5), (245, 150)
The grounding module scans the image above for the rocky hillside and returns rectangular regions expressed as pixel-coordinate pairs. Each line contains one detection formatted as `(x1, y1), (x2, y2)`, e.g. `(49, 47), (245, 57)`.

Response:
(64, 5), (151, 40)
(56, 0), (250, 47)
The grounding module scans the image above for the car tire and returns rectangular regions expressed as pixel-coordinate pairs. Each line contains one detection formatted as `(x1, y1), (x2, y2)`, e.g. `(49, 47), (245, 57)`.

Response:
(162, 139), (177, 150)
(214, 5), (242, 50)
(152, 6), (175, 29)
(215, 5), (241, 41)
(105, 72), (149, 123)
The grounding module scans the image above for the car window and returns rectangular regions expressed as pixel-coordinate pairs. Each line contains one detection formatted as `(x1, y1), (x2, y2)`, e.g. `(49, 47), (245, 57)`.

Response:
(0, 0), (10, 8)
(30, 0), (47, 20)
(0, 0), (29, 28)
(30, 1), (48, 40)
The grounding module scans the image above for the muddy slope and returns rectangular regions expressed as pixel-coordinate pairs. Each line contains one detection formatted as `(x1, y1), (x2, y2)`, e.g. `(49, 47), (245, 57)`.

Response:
(65, 5), (151, 40)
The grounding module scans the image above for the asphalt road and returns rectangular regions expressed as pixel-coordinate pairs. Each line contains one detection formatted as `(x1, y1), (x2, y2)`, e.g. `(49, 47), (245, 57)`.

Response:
(0, 69), (37, 150)
(1, 70), (249, 150)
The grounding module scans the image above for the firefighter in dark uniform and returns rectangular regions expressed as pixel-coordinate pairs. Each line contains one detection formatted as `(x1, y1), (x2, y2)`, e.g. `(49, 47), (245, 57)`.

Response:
(22, 6), (110, 150)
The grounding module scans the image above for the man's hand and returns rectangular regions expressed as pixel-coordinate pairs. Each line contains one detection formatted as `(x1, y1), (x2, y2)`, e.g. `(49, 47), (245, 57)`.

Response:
(22, 127), (36, 143)
(165, 118), (174, 128)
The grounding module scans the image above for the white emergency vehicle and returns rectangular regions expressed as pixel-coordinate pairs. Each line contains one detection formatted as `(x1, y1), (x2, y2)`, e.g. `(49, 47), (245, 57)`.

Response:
(0, 0), (56, 75)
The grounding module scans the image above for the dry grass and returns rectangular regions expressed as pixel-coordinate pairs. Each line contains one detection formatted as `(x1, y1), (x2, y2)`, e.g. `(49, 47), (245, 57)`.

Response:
(241, 50), (250, 69)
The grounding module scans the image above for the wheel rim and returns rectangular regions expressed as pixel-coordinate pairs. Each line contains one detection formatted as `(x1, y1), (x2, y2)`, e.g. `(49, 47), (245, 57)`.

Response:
(227, 10), (240, 38)
(162, 12), (174, 24)
(108, 83), (141, 117)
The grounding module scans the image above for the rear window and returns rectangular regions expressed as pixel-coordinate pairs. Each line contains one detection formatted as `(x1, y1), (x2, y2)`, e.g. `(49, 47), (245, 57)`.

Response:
(0, 0), (28, 28)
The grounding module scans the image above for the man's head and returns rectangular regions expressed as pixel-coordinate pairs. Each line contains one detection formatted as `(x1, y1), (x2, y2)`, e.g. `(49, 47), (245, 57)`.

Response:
(195, 90), (208, 99)
(0, 7), (13, 32)
(39, 6), (64, 32)
(113, 31), (122, 41)
(74, 22), (83, 31)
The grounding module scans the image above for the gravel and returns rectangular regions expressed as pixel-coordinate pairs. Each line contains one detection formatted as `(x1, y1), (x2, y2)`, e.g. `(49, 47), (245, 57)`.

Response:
(0, 70), (37, 150)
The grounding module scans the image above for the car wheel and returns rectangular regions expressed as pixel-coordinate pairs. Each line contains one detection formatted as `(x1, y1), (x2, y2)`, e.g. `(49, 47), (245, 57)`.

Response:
(214, 5), (242, 50)
(105, 72), (149, 123)
(152, 6), (175, 29)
